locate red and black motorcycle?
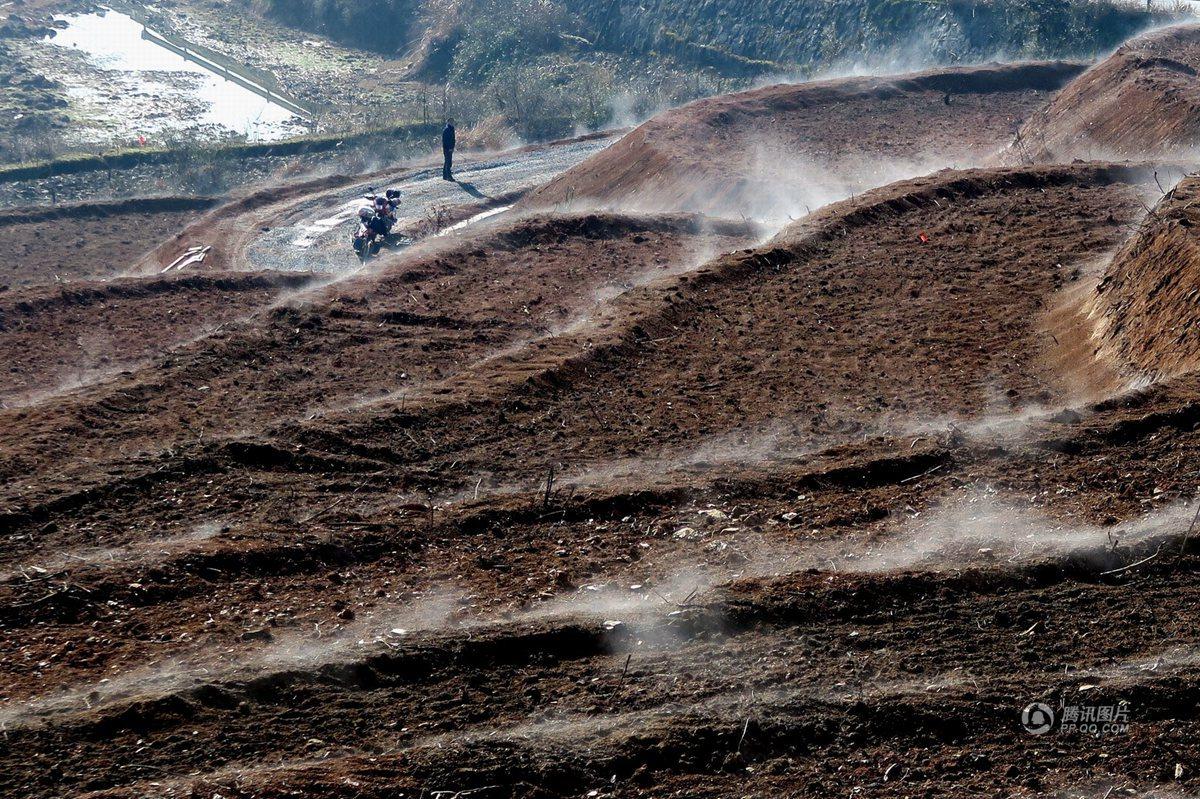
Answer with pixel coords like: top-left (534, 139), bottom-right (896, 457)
top-left (351, 208), bottom-right (384, 263)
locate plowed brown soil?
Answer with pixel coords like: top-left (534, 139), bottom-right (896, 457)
top-left (8, 57), bottom-right (1200, 799)
top-left (0, 198), bottom-right (215, 287)
top-left (1082, 174), bottom-right (1200, 381)
top-left (0, 271), bottom-right (319, 405)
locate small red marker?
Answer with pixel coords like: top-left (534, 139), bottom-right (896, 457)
top-left (918, 231), bottom-right (930, 243)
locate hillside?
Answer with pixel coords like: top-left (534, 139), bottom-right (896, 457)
top-left (521, 61), bottom-right (1084, 218)
top-left (0, 0), bottom-right (1180, 169)
top-left (259, 0), bottom-right (1170, 77)
top-left (249, 0), bottom-right (1178, 137)
top-left (12, 15), bottom-right (1200, 799)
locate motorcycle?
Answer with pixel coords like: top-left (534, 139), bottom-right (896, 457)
top-left (351, 189), bottom-right (402, 263)
top-left (352, 216), bottom-right (383, 263)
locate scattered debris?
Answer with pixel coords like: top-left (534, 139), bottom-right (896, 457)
top-left (160, 245), bottom-right (211, 273)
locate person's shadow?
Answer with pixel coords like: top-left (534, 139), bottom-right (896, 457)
top-left (455, 181), bottom-right (488, 199)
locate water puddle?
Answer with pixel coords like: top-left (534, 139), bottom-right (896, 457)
top-left (46, 8), bottom-right (306, 142)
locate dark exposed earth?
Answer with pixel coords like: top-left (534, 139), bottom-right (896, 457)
top-left (5, 31), bottom-right (1200, 799)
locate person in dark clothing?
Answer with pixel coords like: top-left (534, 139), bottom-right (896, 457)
top-left (367, 210), bottom-right (391, 238)
top-left (442, 119), bottom-right (456, 181)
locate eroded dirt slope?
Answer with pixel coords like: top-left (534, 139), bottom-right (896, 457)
top-left (1005, 23), bottom-right (1200, 163)
top-left (3, 158), bottom-right (1199, 799)
top-left (1057, 174), bottom-right (1200, 385)
top-left (0, 210), bottom-right (756, 491)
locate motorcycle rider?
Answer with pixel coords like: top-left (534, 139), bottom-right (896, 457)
top-left (353, 206), bottom-right (375, 254)
top-left (354, 205), bottom-right (388, 242)
top-left (372, 195), bottom-right (394, 233)
top-left (367, 205), bottom-right (391, 238)
top-left (355, 189), bottom-right (403, 256)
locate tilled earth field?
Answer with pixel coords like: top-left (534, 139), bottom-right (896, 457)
top-left (0, 198), bottom-right (216, 286)
top-left (6, 55), bottom-right (1200, 799)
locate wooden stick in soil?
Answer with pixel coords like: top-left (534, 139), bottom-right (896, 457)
top-left (1181, 500), bottom-right (1200, 555)
top-left (543, 465), bottom-right (555, 508)
top-left (736, 717), bottom-right (751, 753)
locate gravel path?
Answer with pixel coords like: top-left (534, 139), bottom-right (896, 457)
top-left (243, 136), bottom-right (616, 273)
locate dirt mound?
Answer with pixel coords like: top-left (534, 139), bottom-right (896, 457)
top-left (0, 209), bottom-right (755, 487)
top-left (0, 197), bottom-right (216, 226)
top-left (296, 161), bottom-right (1152, 492)
top-left (1005, 24), bottom-right (1200, 163)
top-left (521, 61), bottom-right (1084, 220)
top-left (1075, 174), bottom-right (1200, 381)
top-left (490, 210), bottom-right (751, 250)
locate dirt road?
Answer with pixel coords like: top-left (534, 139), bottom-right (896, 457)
top-left (0, 135), bottom-right (620, 407)
top-left (241, 135), bottom-right (617, 274)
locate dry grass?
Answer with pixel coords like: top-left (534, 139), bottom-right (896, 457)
top-left (459, 114), bottom-right (522, 151)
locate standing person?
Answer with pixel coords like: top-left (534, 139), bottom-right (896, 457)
top-left (442, 118), bottom-right (456, 181)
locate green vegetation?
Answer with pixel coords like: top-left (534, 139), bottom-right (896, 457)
top-left (252, 0), bottom-right (1180, 140)
top-left (553, 0), bottom-right (1171, 71)
top-left (1, 0), bottom-right (1183, 175)
top-left (251, 0), bottom-right (423, 54)
top-left (449, 0), bottom-right (576, 83)
top-left (258, 0), bottom-right (1179, 75)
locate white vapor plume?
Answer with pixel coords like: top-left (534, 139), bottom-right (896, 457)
top-left (0, 521), bottom-right (226, 583)
top-left (820, 494), bottom-right (1194, 574)
top-left (0, 590), bottom-right (459, 729)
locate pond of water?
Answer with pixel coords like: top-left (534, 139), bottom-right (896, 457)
top-left (47, 8), bottom-right (306, 142)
